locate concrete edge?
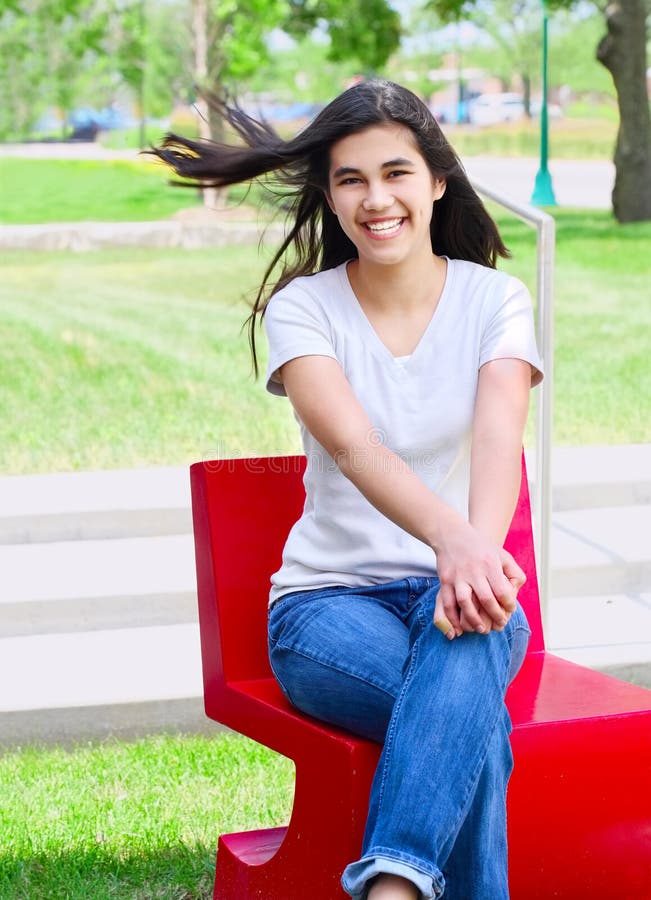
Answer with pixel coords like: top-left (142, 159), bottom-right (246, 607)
top-left (2, 591), bottom-right (198, 637)
top-left (0, 696), bottom-right (220, 751)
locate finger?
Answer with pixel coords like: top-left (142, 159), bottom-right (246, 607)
top-left (486, 567), bottom-right (517, 614)
top-left (473, 576), bottom-right (509, 628)
top-left (455, 582), bottom-right (486, 633)
top-left (500, 549), bottom-right (526, 591)
top-left (460, 603), bottom-right (492, 634)
top-left (434, 615), bottom-right (455, 638)
top-left (435, 584), bottom-right (461, 639)
top-left (490, 608), bottom-right (511, 632)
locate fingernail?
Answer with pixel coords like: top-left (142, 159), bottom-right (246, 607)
top-left (476, 625), bottom-right (485, 634)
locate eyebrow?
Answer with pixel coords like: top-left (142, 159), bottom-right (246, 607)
top-left (332, 157), bottom-right (415, 178)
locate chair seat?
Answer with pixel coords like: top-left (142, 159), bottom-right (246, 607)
top-left (219, 650), bottom-right (651, 737)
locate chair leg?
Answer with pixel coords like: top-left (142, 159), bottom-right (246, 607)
top-left (213, 736), bottom-right (380, 899)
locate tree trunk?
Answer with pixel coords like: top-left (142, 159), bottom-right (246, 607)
top-left (522, 73), bottom-right (532, 118)
top-left (596, 0), bottom-right (651, 222)
top-left (192, 0), bottom-right (220, 208)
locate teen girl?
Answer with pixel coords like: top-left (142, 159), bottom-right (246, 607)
top-left (154, 79), bottom-right (543, 900)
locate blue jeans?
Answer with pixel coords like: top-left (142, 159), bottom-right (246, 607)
top-left (268, 577), bottom-right (531, 899)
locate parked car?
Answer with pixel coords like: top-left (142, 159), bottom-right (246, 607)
top-left (468, 93), bottom-right (525, 126)
top-left (530, 99), bottom-right (564, 119)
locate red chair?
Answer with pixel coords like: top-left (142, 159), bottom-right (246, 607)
top-left (190, 455), bottom-right (651, 899)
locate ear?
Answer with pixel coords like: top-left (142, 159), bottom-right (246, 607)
top-left (324, 189), bottom-right (337, 215)
top-left (433, 178), bottom-right (447, 201)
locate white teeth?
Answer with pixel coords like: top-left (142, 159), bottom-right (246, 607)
top-left (365, 218), bottom-right (403, 233)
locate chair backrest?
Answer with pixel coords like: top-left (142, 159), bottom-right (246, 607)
top-left (191, 453), bottom-right (544, 691)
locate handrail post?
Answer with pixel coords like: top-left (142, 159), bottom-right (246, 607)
top-left (469, 179), bottom-right (555, 635)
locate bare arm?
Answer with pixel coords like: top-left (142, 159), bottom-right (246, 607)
top-left (437, 358), bottom-right (532, 635)
top-left (469, 358), bottom-right (532, 545)
top-left (280, 354), bottom-right (522, 636)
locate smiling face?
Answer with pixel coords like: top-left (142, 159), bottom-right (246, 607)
top-left (326, 122), bottom-right (446, 271)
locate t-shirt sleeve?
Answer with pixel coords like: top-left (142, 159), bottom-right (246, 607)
top-left (479, 276), bottom-right (544, 387)
top-left (264, 282), bottom-right (338, 396)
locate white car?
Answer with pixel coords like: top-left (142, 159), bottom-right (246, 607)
top-left (468, 93), bottom-right (525, 126)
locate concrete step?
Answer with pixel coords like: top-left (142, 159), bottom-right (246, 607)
top-left (0, 534), bottom-right (196, 636)
top-left (0, 447), bottom-right (648, 746)
top-left (547, 592), bottom-right (651, 669)
top-left (0, 466), bottom-right (191, 544)
top-left (531, 444), bottom-right (651, 511)
top-left (2, 507), bottom-right (650, 638)
top-left (550, 505), bottom-right (651, 598)
top-left (3, 506), bottom-right (649, 638)
top-left (1, 446), bottom-right (649, 546)
top-left (0, 623), bottom-right (207, 747)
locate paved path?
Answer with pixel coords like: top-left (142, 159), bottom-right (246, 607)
top-left (464, 156), bottom-right (614, 210)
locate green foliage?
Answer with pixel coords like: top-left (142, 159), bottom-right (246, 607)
top-left (243, 37), bottom-right (365, 103)
top-left (285, 0), bottom-right (400, 70)
top-left (0, 0), bottom-right (110, 139)
top-left (548, 9), bottom-right (614, 96)
top-left (0, 0), bottom-right (399, 144)
top-left (321, 0), bottom-right (401, 70)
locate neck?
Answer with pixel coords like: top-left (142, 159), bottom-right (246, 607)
top-left (350, 253), bottom-right (445, 313)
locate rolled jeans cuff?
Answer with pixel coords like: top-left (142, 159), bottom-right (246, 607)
top-left (341, 852), bottom-right (445, 899)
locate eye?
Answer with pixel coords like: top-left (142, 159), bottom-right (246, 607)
top-left (387, 169), bottom-right (409, 178)
top-left (338, 176), bottom-right (362, 185)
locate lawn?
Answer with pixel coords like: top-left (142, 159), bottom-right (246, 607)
top-left (0, 244), bottom-right (299, 474)
top-left (1, 210), bottom-right (649, 475)
top-left (0, 732), bottom-right (294, 899)
top-left (0, 157), bottom-right (204, 225)
top-left (444, 116), bottom-right (617, 161)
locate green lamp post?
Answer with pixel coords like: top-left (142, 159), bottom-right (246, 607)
top-left (531, 0), bottom-right (557, 206)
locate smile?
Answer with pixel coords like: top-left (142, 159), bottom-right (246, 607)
top-left (363, 218), bottom-right (404, 238)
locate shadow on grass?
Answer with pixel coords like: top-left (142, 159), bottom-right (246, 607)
top-left (0, 844), bottom-right (216, 900)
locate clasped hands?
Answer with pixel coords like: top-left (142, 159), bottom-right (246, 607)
top-left (432, 521), bottom-right (526, 640)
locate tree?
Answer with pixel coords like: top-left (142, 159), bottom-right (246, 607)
top-left (0, 0), bottom-right (108, 139)
top-left (453, 0), bottom-right (543, 115)
top-left (190, 0), bottom-right (401, 144)
top-left (427, 0), bottom-right (651, 222)
top-left (592, 0), bottom-right (651, 221)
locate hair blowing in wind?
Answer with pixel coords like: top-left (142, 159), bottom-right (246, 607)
top-left (150, 79), bottom-right (509, 373)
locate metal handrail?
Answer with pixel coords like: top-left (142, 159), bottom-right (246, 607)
top-left (470, 179), bottom-right (555, 633)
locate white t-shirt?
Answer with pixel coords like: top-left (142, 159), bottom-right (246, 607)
top-left (264, 257), bottom-right (543, 605)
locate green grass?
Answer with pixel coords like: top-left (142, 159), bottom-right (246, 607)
top-left (495, 209), bottom-right (651, 446)
top-left (443, 117), bottom-right (617, 160)
top-left (0, 210), bottom-right (649, 475)
top-left (0, 732), bottom-right (295, 899)
top-left (0, 157), bottom-right (204, 225)
top-left (0, 244), bottom-right (300, 473)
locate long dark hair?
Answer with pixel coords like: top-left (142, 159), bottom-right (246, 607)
top-left (150, 79), bottom-right (509, 373)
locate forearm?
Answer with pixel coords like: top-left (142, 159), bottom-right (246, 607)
top-left (282, 355), bottom-right (463, 552)
top-left (469, 359), bottom-right (532, 546)
top-left (469, 435), bottom-right (522, 546)
top-left (335, 439), bottom-right (462, 552)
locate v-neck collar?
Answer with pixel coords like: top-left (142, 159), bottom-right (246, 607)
top-left (338, 257), bottom-right (453, 367)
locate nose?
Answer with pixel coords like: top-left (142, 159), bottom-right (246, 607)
top-left (362, 179), bottom-right (393, 211)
